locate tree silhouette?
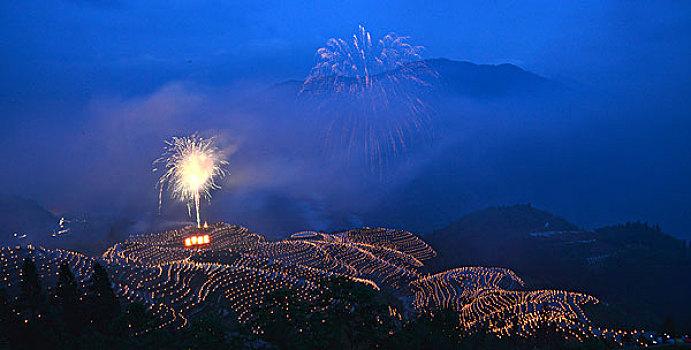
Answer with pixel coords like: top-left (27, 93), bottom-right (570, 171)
top-left (0, 288), bottom-right (25, 347)
top-left (250, 288), bottom-right (313, 349)
top-left (250, 277), bottom-right (398, 349)
top-left (18, 258), bottom-right (47, 322)
top-left (14, 258), bottom-right (56, 349)
top-left (54, 261), bottom-right (86, 335)
top-left (310, 277), bottom-right (396, 349)
top-left (86, 261), bottom-right (120, 333)
top-left (113, 302), bottom-right (155, 336)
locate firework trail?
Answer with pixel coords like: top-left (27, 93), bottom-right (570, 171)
top-left (154, 134), bottom-right (228, 228)
top-left (300, 25), bottom-right (438, 170)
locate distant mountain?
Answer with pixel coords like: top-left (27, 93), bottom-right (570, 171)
top-left (426, 204), bottom-right (581, 272)
top-left (0, 194), bottom-right (137, 255)
top-left (427, 58), bottom-right (562, 97)
top-left (0, 194), bottom-right (56, 245)
top-left (271, 58), bottom-right (562, 98)
top-left (426, 204), bottom-right (691, 333)
top-left (430, 203), bottom-right (576, 240)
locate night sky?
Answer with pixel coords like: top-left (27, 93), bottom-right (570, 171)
top-left (1, 1), bottom-right (690, 240)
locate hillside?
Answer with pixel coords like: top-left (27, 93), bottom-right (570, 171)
top-left (426, 204), bottom-right (691, 333)
top-left (0, 222), bottom-right (658, 347)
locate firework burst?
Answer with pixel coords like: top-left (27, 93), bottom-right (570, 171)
top-left (300, 25), bottom-right (438, 170)
top-left (154, 134), bottom-right (228, 228)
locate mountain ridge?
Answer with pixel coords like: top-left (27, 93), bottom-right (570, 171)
top-left (270, 58), bottom-right (562, 98)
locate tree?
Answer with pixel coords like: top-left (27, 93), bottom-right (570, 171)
top-left (184, 313), bottom-right (233, 350)
top-left (683, 240), bottom-right (688, 259)
top-left (250, 277), bottom-right (398, 349)
top-left (113, 302), bottom-right (155, 336)
top-left (18, 258), bottom-right (48, 322)
top-left (309, 277), bottom-right (397, 349)
top-left (55, 261), bottom-right (86, 334)
top-left (0, 288), bottom-right (25, 347)
top-left (86, 261), bottom-right (120, 333)
top-left (14, 259), bottom-right (57, 349)
top-left (388, 309), bottom-right (463, 350)
top-left (250, 288), bottom-right (313, 349)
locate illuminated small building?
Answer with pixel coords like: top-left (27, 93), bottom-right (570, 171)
top-left (184, 234), bottom-right (210, 247)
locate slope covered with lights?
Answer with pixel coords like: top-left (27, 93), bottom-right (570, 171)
top-left (0, 222), bottom-right (654, 345)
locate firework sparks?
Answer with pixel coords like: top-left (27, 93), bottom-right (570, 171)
top-left (154, 134), bottom-right (228, 228)
top-left (300, 25), bottom-right (437, 169)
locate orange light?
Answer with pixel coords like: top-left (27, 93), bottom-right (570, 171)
top-left (184, 234), bottom-right (211, 247)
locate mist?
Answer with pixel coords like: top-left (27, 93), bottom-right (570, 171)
top-left (1, 0), bottom-right (690, 250)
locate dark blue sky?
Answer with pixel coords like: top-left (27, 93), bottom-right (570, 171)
top-left (1, 1), bottom-right (690, 239)
top-left (2, 1), bottom-right (689, 98)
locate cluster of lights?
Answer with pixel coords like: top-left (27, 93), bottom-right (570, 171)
top-left (184, 235), bottom-right (210, 247)
top-left (98, 224), bottom-right (425, 329)
top-left (407, 266), bottom-right (653, 344)
top-left (0, 222), bottom-right (660, 347)
top-left (0, 245), bottom-right (97, 325)
top-left (341, 227), bottom-right (437, 261)
top-left (1, 246), bottom-right (93, 292)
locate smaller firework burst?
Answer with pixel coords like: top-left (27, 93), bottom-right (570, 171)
top-left (154, 134), bottom-right (228, 228)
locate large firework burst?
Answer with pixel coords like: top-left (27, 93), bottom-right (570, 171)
top-left (154, 134), bottom-right (228, 228)
top-left (300, 25), bottom-right (437, 169)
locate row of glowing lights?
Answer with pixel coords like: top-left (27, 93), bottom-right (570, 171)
top-left (184, 235), bottom-right (210, 247)
top-left (110, 248), bottom-right (372, 328)
top-left (409, 269), bottom-right (659, 345)
top-left (104, 227), bottom-right (321, 326)
top-left (111, 250), bottom-right (672, 347)
top-left (6, 246), bottom-right (502, 328)
top-left (342, 228), bottom-right (437, 261)
top-left (0, 246), bottom-right (665, 347)
top-left (0, 235), bottom-right (660, 348)
top-left (112, 227), bottom-right (428, 312)
top-left (2, 233), bottom-right (550, 325)
top-left (103, 226), bottom-right (417, 327)
top-left (2, 226), bottom-right (642, 345)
